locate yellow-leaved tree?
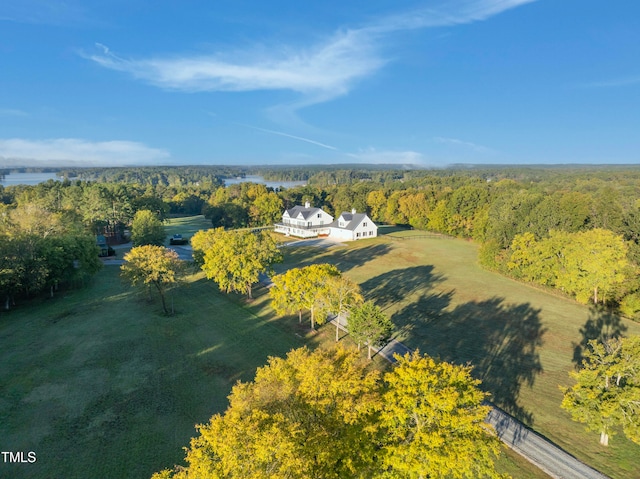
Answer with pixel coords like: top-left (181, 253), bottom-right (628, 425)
top-left (121, 245), bottom-right (182, 315)
top-left (152, 348), bottom-right (508, 479)
top-left (197, 229), bottom-right (282, 299)
top-left (269, 264), bottom-right (340, 329)
top-left (380, 351), bottom-right (507, 479)
top-left (153, 346), bottom-right (382, 479)
top-left (561, 335), bottom-right (640, 446)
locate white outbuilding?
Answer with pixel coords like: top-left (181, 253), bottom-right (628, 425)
top-left (329, 209), bottom-right (378, 241)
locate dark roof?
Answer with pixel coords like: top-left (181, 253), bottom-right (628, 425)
top-left (285, 205), bottom-right (329, 220)
top-left (330, 212), bottom-right (373, 231)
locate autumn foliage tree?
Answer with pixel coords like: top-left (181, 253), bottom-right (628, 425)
top-left (508, 229), bottom-right (630, 305)
top-left (322, 274), bottom-right (364, 342)
top-left (153, 348), bottom-right (507, 479)
top-left (269, 264), bottom-right (340, 329)
top-left (561, 336), bottom-right (640, 446)
top-left (380, 351), bottom-right (507, 479)
top-left (199, 229), bottom-right (282, 299)
top-left (121, 245), bottom-right (182, 314)
top-left (153, 346), bottom-right (382, 479)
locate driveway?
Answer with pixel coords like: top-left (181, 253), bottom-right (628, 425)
top-left (280, 237), bottom-right (346, 248)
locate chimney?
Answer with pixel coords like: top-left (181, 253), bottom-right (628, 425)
top-left (305, 201), bottom-right (311, 208)
top-left (351, 208), bottom-right (356, 214)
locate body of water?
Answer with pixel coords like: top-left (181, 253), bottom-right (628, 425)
top-left (0, 172), bottom-right (307, 189)
top-left (0, 172), bottom-right (61, 186)
top-left (224, 175), bottom-right (306, 189)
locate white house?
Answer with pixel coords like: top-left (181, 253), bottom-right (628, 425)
top-left (274, 202), bottom-right (334, 238)
top-left (329, 209), bottom-right (378, 241)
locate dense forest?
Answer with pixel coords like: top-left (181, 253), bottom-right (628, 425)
top-left (2, 165), bottom-right (640, 319)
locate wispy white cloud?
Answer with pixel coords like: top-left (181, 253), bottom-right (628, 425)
top-left (433, 136), bottom-right (494, 153)
top-left (0, 108), bottom-right (28, 117)
top-left (87, 28), bottom-right (382, 101)
top-left (0, 138), bottom-right (170, 167)
top-left (366, 0), bottom-right (536, 33)
top-left (86, 0), bottom-right (536, 107)
top-left (347, 147), bottom-right (426, 165)
top-left (237, 124), bottom-right (338, 150)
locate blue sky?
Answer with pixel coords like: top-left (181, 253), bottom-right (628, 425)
top-left (1, 0), bottom-right (639, 167)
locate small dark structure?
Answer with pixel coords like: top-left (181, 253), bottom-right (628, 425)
top-left (169, 234), bottom-right (189, 246)
top-left (96, 235), bottom-right (116, 257)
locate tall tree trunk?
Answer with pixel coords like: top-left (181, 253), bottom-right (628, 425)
top-left (367, 344), bottom-right (372, 360)
top-left (594, 286), bottom-right (598, 305)
top-left (310, 306), bottom-right (315, 330)
top-left (335, 315), bottom-right (341, 342)
top-left (159, 291), bottom-right (168, 315)
top-left (247, 283), bottom-right (253, 299)
top-left (298, 309), bottom-right (302, 323)
top-left (600, 431), bottom-right (609, 446)
top-left (155, 282), bottom-right (169, 315)
top-left (4, 295), bottom-right (9, 311)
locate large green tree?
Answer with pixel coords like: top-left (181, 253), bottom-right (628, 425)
top-left (561, 336), bottom-right (640, 446)
top-left (347, 301), bottom-right (393, 360)
top-left (508, 229), bottom-right (630, 305)
top-left (555, 229), bottom-right (629, 305)
top-left (249, 190), bottom-right (283, 226)
top-left (200, 230), bottom-right (282, 299)
top-left (131, 209), bottom-right (166, 246)
top-left (0, 204), bottom-right (101, 307)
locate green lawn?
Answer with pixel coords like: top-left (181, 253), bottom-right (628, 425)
top-left (163, 214), bottom-right (212, 245)
top-left (276, 231), bottom-right (640, 479)
top-left (0, 266), bottom-right (304, 479)
top-left (2, 216), bottom-right (635, 479)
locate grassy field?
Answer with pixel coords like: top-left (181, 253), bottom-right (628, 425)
top-left (1, 216), bottom-right (634, 478)
top-left (163, 214), bottom-right (212, 243)
top-left (0, 264), bottom-right (307, 479)
top-left (276, 230), bottom-right (640, 479)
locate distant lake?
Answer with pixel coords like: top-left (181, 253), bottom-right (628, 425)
top-left (224, 175), bottom-right (306, 189)
top-left (0, 172), bottom-right (307, 189)
top-left (0, 172), bottom-right (61, 186)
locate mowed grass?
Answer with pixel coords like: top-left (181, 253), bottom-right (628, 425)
top-left (0, 265), bottom-right (304, 479)
top-left (277, 230), bottom-right (640, 479)
top-left (163, 214), bottom-right (212, 242)
top-left (0, 214), bottom-right (634, 479)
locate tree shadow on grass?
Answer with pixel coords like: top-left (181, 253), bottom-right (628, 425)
top-left (329, 243), bottom-right (392, 273)
top-left (572, 305), bottom-right (628, 368)
top-left (359, 265), bottom-right (446, 309)
top-left (278, 243), bottom-right (392, 275)
top-left (395, 294), bottom-right (545, 424)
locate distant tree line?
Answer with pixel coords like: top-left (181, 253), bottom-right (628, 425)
top-left (3, 165), bottom-right (640, 317)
